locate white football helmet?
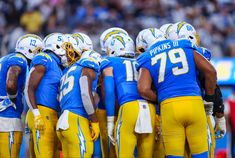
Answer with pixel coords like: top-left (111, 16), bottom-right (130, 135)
top-left (80, 50), bottom-right (101, 65)
top-left (168, 22), bottom-right (200, 46)
top-left (159, 23), bottom-right (173, 39)
top-left (100, 27), bottom-right (128, 53)
top-left (43, 33), bottom-right (69, 66)
top-left (64, 34), bottom-right (82, 67)
top-left (106, 34), bottom-right (135, 57)
top-left (72, 32), bottom-right (93, 51)
top-left (15, 34), bottom-right (43, 60)
top-left (136, 28), bottom-right (166, 54)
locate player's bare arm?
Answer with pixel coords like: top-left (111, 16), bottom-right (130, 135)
top-left (80, 67), bottom-right (98, 123)
top-left (138, 67), bottom-right (157, 103)
top-left (26, 65), bottom-right (46, 109)
top-left (194, 51), bottom-right (217, 95)
top-left (6, 66), bottom-right (22, 103)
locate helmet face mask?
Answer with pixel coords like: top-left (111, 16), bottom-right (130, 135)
top-left (15, 34), bottom-right (43, 60)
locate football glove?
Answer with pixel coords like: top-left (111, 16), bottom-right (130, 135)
top-left (203, 100), bottom-right (213, 116)
top-left (34, 115), bottom-right (45, 131)
top-left (215, 116), bottom-right (226, 139)
top-left (107, 116), bottom-right (115, 145)
top-left (91, 122), bottom-right (100, 141)
top-left (32, 109), bottom-right (45, 131)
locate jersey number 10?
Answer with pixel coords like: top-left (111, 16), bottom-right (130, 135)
top-left (151, 48), bottom-right (189, 83)
top-left (123, 60), bottom-right (138, 81)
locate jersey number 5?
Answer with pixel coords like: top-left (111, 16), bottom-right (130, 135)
top-left (151, 48), bottom-right (189, 83)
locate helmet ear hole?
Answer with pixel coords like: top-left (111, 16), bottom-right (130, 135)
top-left (29, 49), bottom-right (33, 53)
top-left (56, 45), bottom-right (60, 49)
top-left (111, 51), bottom-right (115, 55)
top-left (189, 36), bottom-right (194, 39)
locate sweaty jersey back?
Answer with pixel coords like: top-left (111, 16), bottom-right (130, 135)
top-left (137, 39), bottom-right (201, 102)
top-left (101, 56), bottom-right (142, 106)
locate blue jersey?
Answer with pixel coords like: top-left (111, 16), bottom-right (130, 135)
top-left (30, 52), bottom-right (63, 111)
top-left (60, 58), bottom-right (99, 118)
top-left (0, 53), bottom-right (28, 118)
top-left (137, 39), bottom-right (201, 103)
top-left (195, 46), bottom-right (211, 61)
top-left (101, 57), bottom-right (143, 106)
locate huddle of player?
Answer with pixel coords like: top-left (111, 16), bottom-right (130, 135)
top-left (0, 21), bottom-right (226, 158)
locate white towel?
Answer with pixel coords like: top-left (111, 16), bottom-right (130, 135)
top-left (134, 100), bottom-right (152, 134)
top-left (56, 110), bottom-right (69, 130)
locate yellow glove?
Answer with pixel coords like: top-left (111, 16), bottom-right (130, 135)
top-left (32, 109), bottom-right (45, 131)
top-left (34, 115), bottom-right (45, 131)
top-left (90, 122), bottom-right (100, 141)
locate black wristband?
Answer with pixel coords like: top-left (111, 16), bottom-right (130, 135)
top-left (204, 94), bottom-right (215, 102)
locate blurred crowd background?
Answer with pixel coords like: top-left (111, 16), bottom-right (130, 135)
top-left (0, 0), bottom-right (235, 57)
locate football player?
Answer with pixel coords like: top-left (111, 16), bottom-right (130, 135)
top-left (137, 29), bottom-right (217, 157)
top-left (72, 32), bottom-right (93, 52)
top-left (25, 33), bottom-right (69, 158)
top-left (101, 34), bottom-right (156, 157)
top-left (136, 28), bottom-right (166, 158)
top-left (98, 27), bottom-right (129, 158)
top-left (0, 34), bottom-right (42, 158)
top-left (159, 23), bottom-right (173, 39)
top-left (57, 50), bottom-right (101, 157)
top-left (169, 22), bottom-right (226, 158)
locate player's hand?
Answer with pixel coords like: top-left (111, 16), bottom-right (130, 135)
top-left (155, 115), bottom-right (161, 141)
top-left (215, 116), bottom-right (226, 139)
top-left (107, 116), bottom-right (115, 145)
top-left (91, 122), bottom-right (100, 141)
top-left (203, 100), bottom-right (213, 115)
top-left (34, 115), bottom-right (45, 131)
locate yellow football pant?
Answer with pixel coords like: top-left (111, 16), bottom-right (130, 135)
top-left (26, 105), bottom-right (59, 158)
top-left (184, 115), bottom-right (216, 158)
top-left (115, 100), bottom-right (155, 158)
top-left (56, 111), bottom-right (93, 158)
top-left (0, 131), bottom-right (22, 158)
top-left (161, 96), bottom-right (208, 156)
top-left (96, 108), bottom-right (116, 158)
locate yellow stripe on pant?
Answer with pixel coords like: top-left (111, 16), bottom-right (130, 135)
top-left (115, 100), bottom-right (155, 158)
top-left (56, 111), bottom-right (93, 158)
top-left (0, 131), bottom-right (22, 158)
top-left (160, 96), bottom-right (208, 156)
top-left (26, 105), bottom-right (59, 158)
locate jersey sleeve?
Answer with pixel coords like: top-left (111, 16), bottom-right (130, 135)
top-left (31, 53), bottom-right (51, 69)
top-left (8, 54), bottom-right (27, 71)
top-left (136, 52), bottom-right (151, 71)
top-left (100, 57), bottom-right (112, 71)
top-left (194, 47), bottom-right (212, 61)
top-left (78, 58), bottom-right (100, 73)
